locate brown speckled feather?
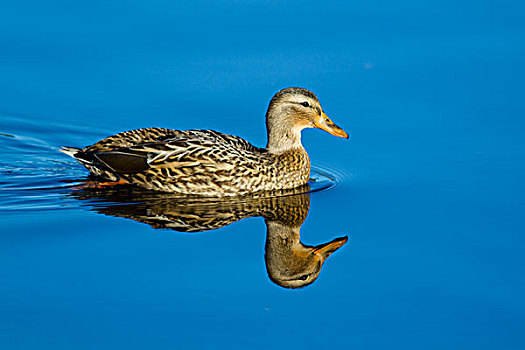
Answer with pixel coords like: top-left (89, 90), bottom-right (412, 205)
top-left (63, 128), bottom-right (310, 196)
top-left (69, 185), bottom-right (311, 232)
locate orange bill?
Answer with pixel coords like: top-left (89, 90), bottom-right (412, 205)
top-left (313, 112), bottom-right (349, 139)
top-left (312, 236), bottom-right (349, 258)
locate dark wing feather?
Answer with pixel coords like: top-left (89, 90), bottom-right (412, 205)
top-left (94, 151), bottom-right (149, 173)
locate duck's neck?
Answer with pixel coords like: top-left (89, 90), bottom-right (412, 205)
top-left (266, 127), bottom-right (303, 153)
top-left (265, 110), bottom-right (305, 153)
top-left (265, 221), bottom-right (303, 266)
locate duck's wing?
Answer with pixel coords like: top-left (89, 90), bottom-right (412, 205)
top-left (84, 127), bottom-right (182, 153)
top-left (77, 130), bottom-right (266, 190)
top-left (160, 129), bottom-right (262, 153)
top-left (121, 130), bottom-right (264, 172)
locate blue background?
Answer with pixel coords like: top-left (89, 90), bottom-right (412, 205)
top-left (1, 1), bottom-right (524, 349)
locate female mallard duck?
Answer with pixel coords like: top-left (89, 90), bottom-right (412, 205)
top-left (61, 87), bottom-right (348, 196)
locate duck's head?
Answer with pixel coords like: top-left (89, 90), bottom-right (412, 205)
top-left (265, 87), bottom-right (348, 152)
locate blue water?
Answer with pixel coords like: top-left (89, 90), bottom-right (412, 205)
top-left (1, 1), bottom-right (524, 349)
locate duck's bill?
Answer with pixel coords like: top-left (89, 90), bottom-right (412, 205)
top-left (314, 112), bottom-right (349, 139)
top-left (312, 236), bottom-right (349, 258)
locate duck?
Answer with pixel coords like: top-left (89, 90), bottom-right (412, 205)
top-left (60, 87), bottom-right (348, 196)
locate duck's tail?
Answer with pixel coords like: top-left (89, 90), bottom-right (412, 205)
top-left (60, 146), bottom-right (118, 181)
top-left (59, 146), bottom-right (83, 158)
top-left (60, 146), bottom-right (93, 166)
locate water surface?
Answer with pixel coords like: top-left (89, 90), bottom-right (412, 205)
top-left (1, 1), bottom-right (524, 349)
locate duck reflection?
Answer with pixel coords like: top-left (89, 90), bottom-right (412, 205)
top-left (69, 184), bottom-right (348, 289)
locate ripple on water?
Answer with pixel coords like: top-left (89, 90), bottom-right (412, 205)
top-left (309, 167), bottom-right (337, 193)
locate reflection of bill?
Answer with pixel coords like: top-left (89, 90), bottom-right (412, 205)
top-left (69, 184), bottom-right (348, 289)
top-left (266, 219), bottom-right (347, 289)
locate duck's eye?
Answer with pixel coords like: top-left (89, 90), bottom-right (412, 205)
top-left (298, 274), bottom-right (309, 281)
top-left (300, 102), bottom-right (310, 107)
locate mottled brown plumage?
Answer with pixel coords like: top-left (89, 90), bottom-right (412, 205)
top-left (68, 186), bottom-right (348, 289)
top-left (61, 87), bottom-right (348, 196)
